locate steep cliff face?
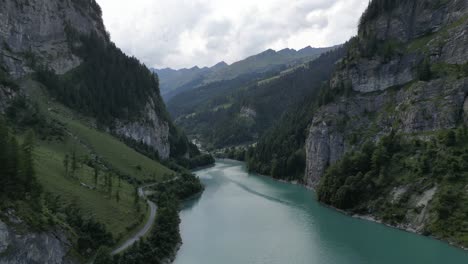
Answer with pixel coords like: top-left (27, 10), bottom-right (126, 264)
top-left (304, 0), bottom-right (468, 248)
top-left (360, 0), bottom-right (466, 43)
top-left (0, 0), bottom-right (106, 77)
top-left (306, 0), bottom-right (468, 186)
top-left (330, 0), bottom-right (467, 93)
top-left (115, 97), bottom-right (171, 159)
top-left (306, 77), bottom-right (468, 185)
top-left (0, 0), bottom-right (172, 159)
top-left (0, 217), bottom-right (75, 264)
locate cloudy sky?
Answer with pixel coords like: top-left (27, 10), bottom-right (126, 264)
top-left (96, 0), bottom-right (369, 69)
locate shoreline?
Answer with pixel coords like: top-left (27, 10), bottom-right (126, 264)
top-left (318, 201), bottom-right (468, 252)
top-left (221, 159), bottom-right (468, 252)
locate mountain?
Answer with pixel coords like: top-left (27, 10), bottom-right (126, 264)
top-left (153, 46), bottom-right (337, 100)
top-left (248, 0), bottom-right (468, 248)
top-left (153, 65), bottom-right (214, 100)
top-left (168, 47), bottom-right (347, 150)
top-left (0, 0), bottom-right (209, 263)
top-left (1, 0), bottom-right (177, 159)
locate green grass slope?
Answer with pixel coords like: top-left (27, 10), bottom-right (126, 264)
top-left (19, 78), bottom-right (175, 242)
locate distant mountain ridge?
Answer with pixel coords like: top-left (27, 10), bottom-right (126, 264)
top-left (153, 45), bottom-right (338, 100)
top-left (166, 46), bottom-right (347, 150)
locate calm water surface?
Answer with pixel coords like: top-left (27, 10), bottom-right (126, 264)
top-left (173, 160), bottom-right (468, 264)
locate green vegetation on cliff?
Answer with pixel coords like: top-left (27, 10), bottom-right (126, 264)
top-left (1, 75), bottom-right (175, 260)
top-left (359, 0), bottom-right (449, 30)
top-left (317, 128), bottom-right (468, 246)
top-left (36, 27), bottom-right (203, 162)
top-left (245, 45), bottom-right (348, 180)
top-left (0, 120), bottom-right (42, 218)
top-left (1, 0), bottom-right (210, 262)
top-left (36, 27), bottom-right (166, 125)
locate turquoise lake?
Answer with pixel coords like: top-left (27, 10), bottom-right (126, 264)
top-left (173, 160), bottom-right (468, 264)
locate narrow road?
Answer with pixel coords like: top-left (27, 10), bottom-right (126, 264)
top-left (111, 184), bottom-right (157, 255)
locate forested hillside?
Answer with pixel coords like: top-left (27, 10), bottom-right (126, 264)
top-left (38, 28), bottom-right (166, 125)
top-left (0, 122), bottom-right (40, 207)
top-left (302, 0), bottom-right (468, 247)
top-left (168, 46), bottom-right (345, 149)
top-left (155, 46), bottom-right (336, 100)
top-left (0, 0), bottom-right (210, 263)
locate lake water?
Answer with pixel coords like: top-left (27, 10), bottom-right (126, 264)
top-left (173, 160), bottom-right (468, 264)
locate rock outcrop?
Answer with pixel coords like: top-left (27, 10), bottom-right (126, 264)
top-left (330, 0), bottom-right (467, 93)
top-left (0, 219), bottom-right (75, 264)
top-left (306, 77), bottom-right (467, 186)
top-left (361, 0), bottom-right (467, 43)
top-left (0, 0), bottom-right (106, 77)
top-left (305, 0), bottom-right (468, 186)
top-left (0, 85), bottom-right (17, 113)
top-left (0, 0), bottom-right (172, 158)
top-left (115, 98), bottom-right (171, 159)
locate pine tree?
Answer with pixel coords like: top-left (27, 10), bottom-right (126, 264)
top-left (63, 154), bottom-right (69, 177)
top-left (115, 191), bottom-right (120, 203)
top-left (134, 187), bottom-right (139, 205)
top-left (94, 164), bottom-right (99, 186)
top-left (0, 118), bottom-right (8, 195)
top-left (94, 246), bottom-right (113, 264)
top-left (6, 137), bottom-right (19, 197)
top-left (71, 149), bottom-right (77, 178)
top-left (417, 58), bottom-right (432, 81)
top-left (108, 173), bottom-right (113, 196)
top-left (21, 130), bottom-right (37, 195)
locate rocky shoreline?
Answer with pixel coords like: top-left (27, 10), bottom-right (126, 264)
top-left (239, 159), bottom-right (468, 252)
top-left (347, 211), bottom-right (468, 252)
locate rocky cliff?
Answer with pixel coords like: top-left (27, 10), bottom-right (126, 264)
top-left (0, 0), bottom-right (106, 77)
top-left (0, 0), bottom-right (172, 159)
top-left (0, 213), bottom-right (75, 264)
top-left (304, 0), bottom-right (468, 247)
top-left (306, 0), bottom-right (468, 186)
top-left (114, 97), bottom-right (171, 159)
top-left (0, 85), bottom-right (16, 113)
top-left (330, 0), bottom-right (467, 93)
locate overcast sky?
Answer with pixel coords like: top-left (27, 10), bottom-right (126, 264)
top-left (96, 0), bottom-right (369, 69)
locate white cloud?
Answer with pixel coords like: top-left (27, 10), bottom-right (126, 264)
top-left (96, 0), bottom-right (369, 69)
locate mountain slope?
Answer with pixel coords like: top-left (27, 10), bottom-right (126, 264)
top-left (1, 0), bottom-right (199, 160)
top-left (302, 0), bottom-right (468, 247)
top-left (154, 62), bottom-right (227, 100)
top-left (0, 0), bottom-right (207, 262)
top-left (244, 0), bottom-right (468, 249)
top-left (154, 46), bottom-right (336, 100)
top-left (168, 47), bottom-right (346, 149)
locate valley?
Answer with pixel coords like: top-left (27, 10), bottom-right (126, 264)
top-left (0, 0), bottom-right (467, 263)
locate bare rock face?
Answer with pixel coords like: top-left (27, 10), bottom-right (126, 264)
top-left (439, 19), bottom-right (468, 64)
top-left (362, 0), bottom-right (467, 43)
top-left (0, 85), bottom-right (17, 113)
top-left (305, 0), bottom-right (468, 186)
top-left (332, 55), bottom-right (418, 93)
top-left (0, 0), bottom-right (106, 77)
top-left (0, 220), bottom-right (75, 264)
top-left (0, 0), bottom-right (173, 158)
top-left (331, 0), bottom-right (467, 93)
top-left (115, 98), bottom-right (171, 159)
top-left (305, 77), bottom-right (468, 186)
top-left (240, 106), bottom-right (257, 119)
